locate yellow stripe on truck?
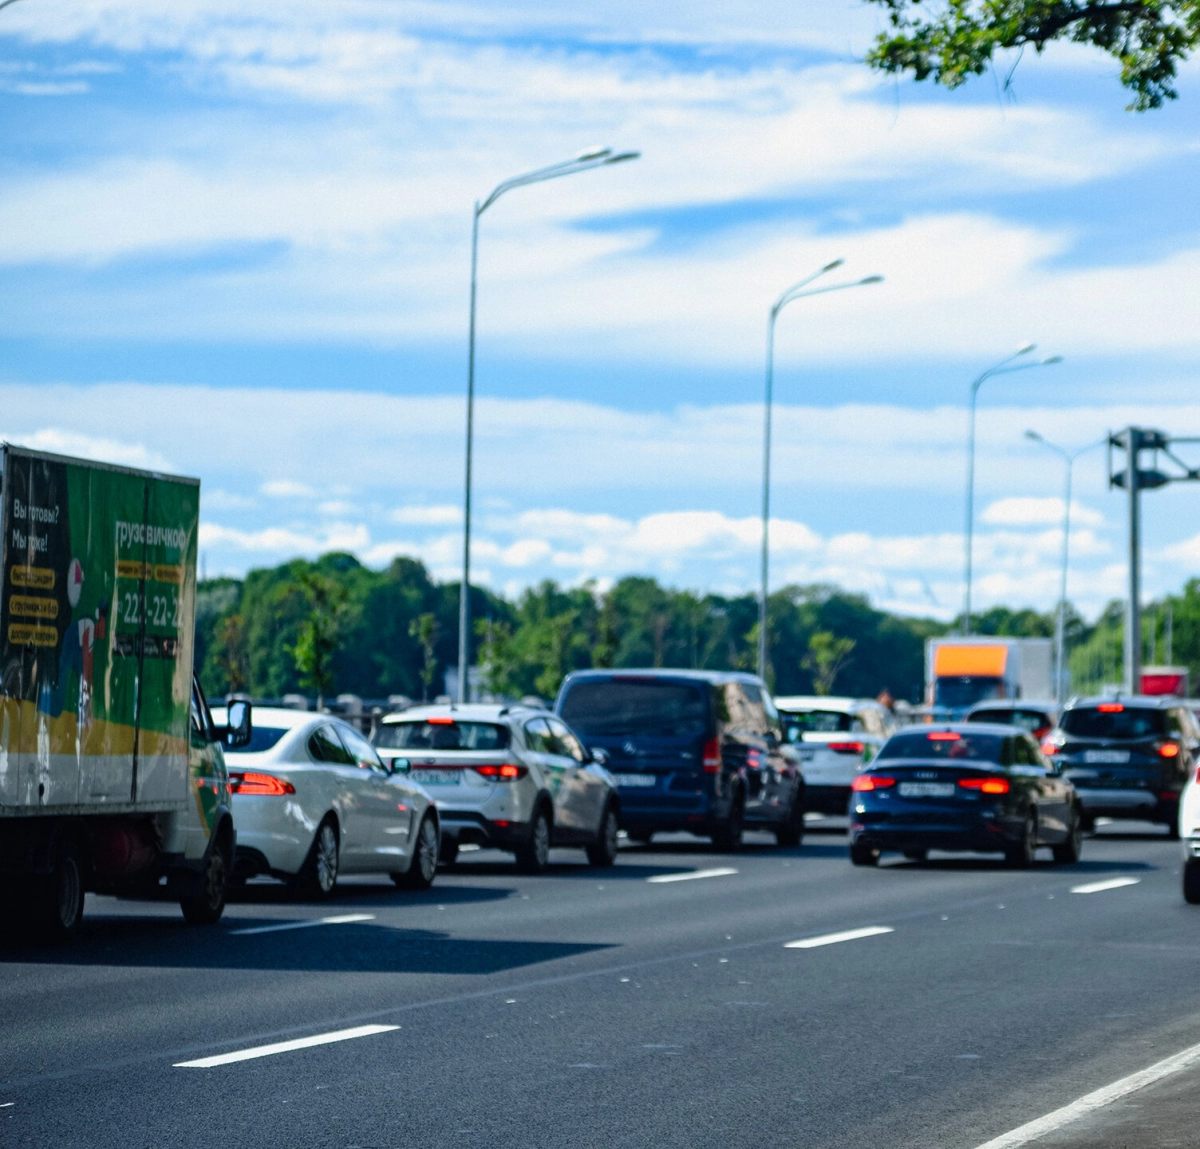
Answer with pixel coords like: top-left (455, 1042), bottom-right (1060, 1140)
top-left (934, 644), bottom-right (1008, 677)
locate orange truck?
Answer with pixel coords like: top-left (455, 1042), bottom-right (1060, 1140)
top-left (925, 637), bottom-right (1054, 719)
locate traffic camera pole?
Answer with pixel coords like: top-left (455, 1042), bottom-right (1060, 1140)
top-left (1124, 427), bottom-right (1142, 696)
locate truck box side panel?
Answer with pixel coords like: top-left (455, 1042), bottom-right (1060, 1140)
top-left (0, 449), bottom-right (197, 812)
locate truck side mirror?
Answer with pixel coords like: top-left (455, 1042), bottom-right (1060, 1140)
top-left (223, 699), bottom-right (252, 749)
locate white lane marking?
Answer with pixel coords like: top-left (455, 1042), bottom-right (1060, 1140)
top-left (174, 1024), bottom-right (399, 1068)
top-left (1070, 877), bottom-right (1141, 895)
top-left (0, 1102), bottom-right (13, 1108)
top-left (229, 913), bottom-right (375, 936)
top-left (972, 1038), bottom-right (1200, 1149)
top-left (647, 867), bottom-right (738, 884)
top-left (785, 926), bottom-right (894, 949)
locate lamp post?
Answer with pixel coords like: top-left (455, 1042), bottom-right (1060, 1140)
top-left (458, 147), bottom-right (639, 703)
top-left (1023, 431), bottom-right (1105, 704)
top-left (757, 263), bottom-right (884, 682)
top-left (962, 346), bottom-right (1063, 636)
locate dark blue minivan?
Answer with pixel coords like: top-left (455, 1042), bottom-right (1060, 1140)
top-left (555, 669), bottom-right (805, 851)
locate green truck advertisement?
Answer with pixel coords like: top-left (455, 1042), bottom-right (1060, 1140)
top-left (0, 445), bottom-right (241, 939)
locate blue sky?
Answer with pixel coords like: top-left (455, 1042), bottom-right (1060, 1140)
top-left (2, 0), bottom-right (1200, 621)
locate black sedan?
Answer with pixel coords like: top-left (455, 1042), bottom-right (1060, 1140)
top-left (848, 723), bottom-right (1083, 867)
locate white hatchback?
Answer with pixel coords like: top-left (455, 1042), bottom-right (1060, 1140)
top-left (215, 706), bottom-right (440, 898)
top-left (774, 696), bottom-right (896, 816)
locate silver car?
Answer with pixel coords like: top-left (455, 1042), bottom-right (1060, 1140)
top-left (373, 704), bottom-right (620, 873)
top-left (217, 706), bottom-right (441, 897)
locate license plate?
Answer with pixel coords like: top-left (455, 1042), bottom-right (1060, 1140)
top-left (798, 749), bottom-right (815, 761)
top-left (898, 782), bottom-right (955, 798)
top-left (1085, 750), bottom-right (1130, 764)
top-left (615, 773), bottom-right (656, 788)
top-left (408, 769), bottom-right (461, 785)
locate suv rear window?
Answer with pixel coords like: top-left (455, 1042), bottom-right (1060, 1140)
top-left (1061, 707), bottom-right (1164, 740)
top-left (376, 721), bottom-right (510, 751)
top-left (880, 731), bottom-right (1004, 762)
top-left (781, 710), bottom-right (852, 737)
top-left (560, 679), bottom-right (709, 738)
top-left (969, 708), bottom-right (1052, 733)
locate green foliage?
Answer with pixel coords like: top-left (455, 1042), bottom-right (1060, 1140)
top-left (287, 570), bottom-right (350, 704)
top-left (408, 612), bottom-right (439, 702)
top-left (865, 1), bottom-right (1200, 110)
top-left (803, 631), bottom-right (858, 695)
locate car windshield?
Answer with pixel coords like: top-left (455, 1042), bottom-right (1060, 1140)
top-left (934, 676), bottom-right (1004, 710)
top-left (781, 710), bottom-right (852, 737)
top-left (560, 679), bottom-right (709, 738)
top-left (970, 708), bottom-right (1051, 733)
top-left (879, 731), bottom-right (1004, 763)
top-left (238, 726), bottom-right (290, 754)
top-left (1061, 707), bottom-right (1164, 740)
top-left (374, 720), bottom-right (510, 751)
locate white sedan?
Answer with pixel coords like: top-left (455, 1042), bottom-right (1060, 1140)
top-left (214, 706), bottom-right (440, 897)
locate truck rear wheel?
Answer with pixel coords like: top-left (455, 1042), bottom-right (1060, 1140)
top-left (180, 845), bottom-right (228, 925)
top-left (36, 836), bottom-right (86, 941)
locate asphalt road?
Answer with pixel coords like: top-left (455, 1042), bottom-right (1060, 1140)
top-left (2, 819), bottom-right (1198, 1149)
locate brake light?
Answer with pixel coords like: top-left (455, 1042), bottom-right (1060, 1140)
top-left (427, 716), bottom-right (455, 725)
top-left (1160, 789), bottom-right (1180, 801)
top-left (927, 732), bottom-right (961, 741)
top-left (958, 776), bottom-right (1010, 795)
top-left (1033, 725), bottom-right (1050, 740)
top-left (1097, 703), bottom-right (1125, 713)
top-left (1041, 739), bottom-right (1059, 755)
top-left (230, 772), bottom-right (295, 796)
top-left (1159, 742), bottom-right (1181, 758)
top-left (851, 774), bottom-right (895, 791)
top-left (473, 763), bottom-right (528, 781)
top-left (828, 741), bottom-right (865, 754)
top-left (702, 736), bottom-right (722, 774)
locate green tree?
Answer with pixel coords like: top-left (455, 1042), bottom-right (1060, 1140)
top-left (865, 1), bottom-right (1200, 110)
top-left (214, 614), bottom-right (249, 694)
top-left (803, 631), bottom-right (858, 695)
top-left (409, 612), bottom-right (439, 702)
top-left (287, 570), bottom-right (350, 708)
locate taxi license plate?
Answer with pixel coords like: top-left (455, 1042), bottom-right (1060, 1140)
top-left (408, 769), bottom-right (461, 785)
top-left (898, 782), bottom-right (955, 798)
top-left (615, 773), bottom-right (656, 787)
top-left (1085, 749), bottom-right (1130, 764)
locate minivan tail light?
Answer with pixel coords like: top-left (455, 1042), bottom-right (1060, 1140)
top-left (851, 774), bottom-right (894, 791)
top-left (472, 763), bottom-right (528, 781)
top-left (702, 737), bottom-right (722, 774)
top-left (828, 741), bottom-right (865, 755)
top-left (958, 776), bottom-right (1010, 795)
top-left (230, 772), bottom-right (295, 796)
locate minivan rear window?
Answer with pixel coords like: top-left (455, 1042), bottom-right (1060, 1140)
top-left (560, 679), bottom-right (708, 738)
top-left (375, 721), bottom-right (510, 751)
top-left (1061, 707), bottom-right (1164, 740)
top-left (880, 731), bottom-right (1004, 763)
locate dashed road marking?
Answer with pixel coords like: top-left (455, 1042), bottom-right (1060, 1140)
top-left (229, 913), bottom-right (376, 936)
top-left (1070, 877), bottom-right (1141, 895)
top-left (647, 867), bottom-right (738, 884)
top-left (174, 1024), bottom-right (399, 1068)
top-left (785, 926), bottom-right (894, 949)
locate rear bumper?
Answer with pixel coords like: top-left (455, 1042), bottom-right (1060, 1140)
top-left (849, 810), bottom-right (1023, 854)
top-left (617, 790), bottom-right (723, 835)
top-left (439, 810), bottom-right (532, 850)
top-left (1074, 788), bottom-right (1173, 821)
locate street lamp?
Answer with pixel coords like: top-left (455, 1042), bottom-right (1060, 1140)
top-left (962, 346), bottom-right (1063, 636)
top-left (457, 148), bottom-right (639, 702)
top-left (1023, 430), bottom-right (1106, 704)
top-left (757, 262), bottom-right (884, 682)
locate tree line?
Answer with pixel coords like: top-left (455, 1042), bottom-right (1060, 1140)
top-left (194, 551), bottom-right (1200, 705)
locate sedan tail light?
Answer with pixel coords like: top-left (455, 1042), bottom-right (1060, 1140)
top-left (958, 776), bottom-right (1010, 795)
top-left (702, 737), bottom-right (722, 774)
top-left (1159, 742), bottom-right (1181, 759)
top-left (828, 741), bottom-right (865, 755)
top-left (473, 763), bottom-right (528, 781)
top-left (230, 772), bottom-right (295, 796)
top-left (851, 774), bottom-right (895, 791)
top-left (1041, 739), bottom-right (1060, 756)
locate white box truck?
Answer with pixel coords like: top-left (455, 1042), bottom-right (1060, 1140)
top-left (925, 636), bottom-right (1054, 719)
top-left (0, 445), bottom-right (250, 939)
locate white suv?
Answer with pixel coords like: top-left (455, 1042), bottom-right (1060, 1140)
top-left (774, 696), bottom-right (895, 816)
top-left (373, 704), bottom-right (620, 873)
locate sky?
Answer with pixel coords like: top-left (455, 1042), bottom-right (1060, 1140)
top-left (2, 0), bottom-right (1200, 623)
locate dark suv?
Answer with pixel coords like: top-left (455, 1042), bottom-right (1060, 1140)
top-left (1042, 696), bottom-right (1200, 835)
top-left (555, 670), bottom-right (805, 851)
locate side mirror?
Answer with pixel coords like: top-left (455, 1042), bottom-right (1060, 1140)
top-left (223, 699), bottom-right (252, 749)
top-left (388, 757), bottom-right (410, 775)
top-left (589, 747), bottom-right (610, 767)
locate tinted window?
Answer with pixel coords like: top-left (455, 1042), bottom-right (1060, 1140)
top-left (879, 731), bottom-right (1005, 763)
top-left (560, 679), bottom-right (709, 738)
top-left (934, 677), bottom-right (1004, 710)
top-left (548, 718), bottom-right (587, 763)
top-left (239, 726), bottom-right (290, 754)
top-left (1061, 707), bottom-right (1165, 740)
top-left (375, 721), bottom-right (510, 751)
top-left (309, 726), bottom-right (355, 765)
top-left (970, 708), bottom-right (1053, 734)
top-left (340, 724), bottom-right (384, 769)
top-left (524, 717), bottom-right (554, 753)
top-left (724, 681), bottom-right (767, 734)
top-left (782, 710), bottom-right (852, 734)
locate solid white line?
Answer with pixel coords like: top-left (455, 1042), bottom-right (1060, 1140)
top-left (647, 867), bottom-right (739, 884)
top-left (229, 913), bottom-right (376, 936)
top-left (972, 1038), bottom-right (1200, 1149)
top-left (174, 1024), bottom-right (399, 1068)
top-left (785, 926), bottom-right (894, 949)
top-left (1070, 877), bottom-right (1141, 895)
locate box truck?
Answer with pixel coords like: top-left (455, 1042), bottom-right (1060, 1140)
top-left (0, 445), bottom-right (249, 939)
top-left (925, 636), bottom-right (1054, 719)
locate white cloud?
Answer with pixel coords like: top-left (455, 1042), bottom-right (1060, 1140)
top-left (260, 479), bottom-right (316, 498)
top-left (0, 428), bottom-right (174, 472)
top-left (981, 497), bottom-right (1104, 528)
top-left (390, 504), bottom-right (462, 526)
